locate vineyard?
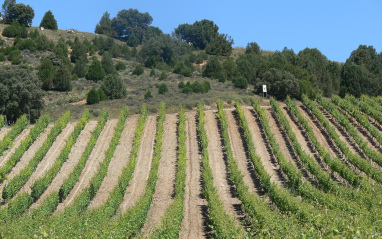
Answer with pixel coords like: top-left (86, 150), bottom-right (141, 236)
top-left (1, 95), bottom-right (382, 238)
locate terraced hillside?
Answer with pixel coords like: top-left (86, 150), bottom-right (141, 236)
top-left (1, 95), bottom-right (382, 238)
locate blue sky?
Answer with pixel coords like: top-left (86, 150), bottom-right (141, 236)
top-left (17, 0), bottom-right (381, 62)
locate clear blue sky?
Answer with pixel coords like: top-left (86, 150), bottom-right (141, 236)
top-left (17, 0), bottom-right (381, 62)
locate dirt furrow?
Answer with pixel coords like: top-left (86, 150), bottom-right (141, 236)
top-left (17, 122), bottom-right (75, 196)
top-left (88, 115), bottom-right (138, 209)
top-left (0, 127), bottom-right (31, 168)
top-left (244, 108), bottom-right (286, 186)
top-left (0, 125), bottom-right (53, 195)
top-left (119, 115), bottom-right (157, 213)
top-left (204, 110), bottom-right (243, 224)
top-left (281, 106), bottom-right (349, 185)
top-left (31, 121), bottom-right (98, 209)
top-left (0, 127), bottom-right (11, 141)
top-left (225, 109), bottom-right (264, 195)
top-left (299, 105), bottom-right (365, 176)
top-left (180, 112), bottom-right (208, 239)
top-left (140, 114), bottom-right (178, 237)
top-left (56, 119), bottom-right (118, 211)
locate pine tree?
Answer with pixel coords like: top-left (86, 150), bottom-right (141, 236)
top-left (86, 59), bottom-right (105, 81)
top-left (53, 65), bottom-right (72, 91)
top-left (39, 10), bottom-right (58, 30)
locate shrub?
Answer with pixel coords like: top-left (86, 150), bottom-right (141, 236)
top-left (86, 59), bottom-right (106, 81)
top-left (158, 83), bottom-right (169, 94)
top-left (53, 66), bottom-right (72, 91)
top-left (180, 67), bottom-right (192, 77)
top-left (132, 64), bottom-right (144, 75)
top-left (203, 56), bottom-right (223, 80)
top-left (181, 86), bottom-right (193, 94)
top-left (191, 81), bottom-right (207, 93)
top-left (87, 88), bottom-right (100, 105)
top-left (101, 52), bottom-right (115, 74)
top-left (73, 56), bottom-right (88, 78)
top-left (38, 57), bottom-right (55, 90)
top-left (2, 22), bottom-right (28, 38)
top-left (115, 61), bottom-right (126, 71)
top-left (97, 88), bottom-right (108, 101)
top-left (178, 81), bottom-right (185, 88)
top-left (101, 74), bottom-right (127, 99)
top-left (0, 54), bottom-right (5, 61)
top-left (203, 81), bottom-right (211, 91)
top-left (144, 90), bottom-right (153, 99)
top-left (159, 71), bottom-right (168, 80)
top-left (18, 39), bottom-right (37, 52)
top-left (233, 76), bottom-right (248, 89)
top-left (149, 68), bottom-right (156, 76)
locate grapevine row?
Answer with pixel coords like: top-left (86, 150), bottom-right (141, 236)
top-left (0, 115), bottom-right (29, 157)
top-left (2, 111), bottom-right (71, 200)
top-left (317, 95), bottom-right (382, 168)
top-left (0, 115), bottom-right (49, 183)
top-left (302, 95), bottom-right (382, 184)
top-left (216, 100), bottom-right (301, 237)
top-left (151, 106), bottom-right (187, 238)
top-left (197, 103), bottom-right (246, 238)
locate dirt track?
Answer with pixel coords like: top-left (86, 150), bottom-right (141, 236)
top-left (140, 114), bottom-right (178, 237)
top-left (120, 115), bottom-right (157, 213)
top-left (0, 127), bottom-right (11, 141)
top-left (180, 112), bottom-right (207, 239)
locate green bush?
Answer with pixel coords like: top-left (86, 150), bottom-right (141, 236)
top-left (86, 59), bottom-right (106, 81)
top-left (149, 68), bottom-right (155, 76)
top-left (73, 56), bottom-right (88, 78)
top-left (181, 86), bottom-right (193, 94)
top-left (191, 81), bottom-right (207, 93)
top-left (132, 65), bottom-right (144, 76)
top-left (178, 81), bottom-right (185, 88)
top-left (159, 71), bottom-right (168, 80)
top-left (97, 88), bottom-right (108, 101)
top-left (101, 52), bottom-right (115, 74)
top-left (87, 88), bottom-right (100, 105)
top-left (40, 10), bottom-right (58, 30)
top-left (2, 22), bottom-right (28, 38)
top-left (158, 83), bottom-right (169, 94)
top-left (53, 66), bottom-right (72, 91)
top-left (115, 61), bottom-right (126, 71)
top-left (144, 90), bottom-right (153, 99)
top-left (233, 76), bottom-right (248, 89)
top-left (101, 74), bottom-right (127, 99)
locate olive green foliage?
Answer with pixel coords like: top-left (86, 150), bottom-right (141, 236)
top-left (245, 42), bottom-right (261, 54)
top-left (70, 37), bottom-right (88, 63)
top-left (8, 3), bottom-right (34, 26)
top-left (39, 10), bottom-right (57, 30)
top-left (203, 56), bottom-right (224, 81)
top-left (53, 38), bottom-right (71, 66)
top-left (37, 57), bottom-right (55, 90)
top-left (260, 68), bottom-right (300, 100)
top-left (97, 88), bottom-right (108, 101)
top-left (149, 68), bottom-right (155, 76)
top-left (2, 21), bottom-right (27, 38)
top-left (72, 56), bottom-right (88, 78)
top-left (144, 90), bottom-right (153, 99)
top-left (159, 71), bottom-right (168, 80)
top-left (222, 57), bottom-right (237, 81)
top-left (0, 65), bottom-right (43, 122)
top-left (86, 59), bottom-right (106, 81)
top-left (101, 52), bottom-right (115, 74)
top-left (1, 0), bottom-right (16, 24)
top-left (132, 64), bottom-right (144, 75)
top-left (111, 8), bottom-right (153, 43)
top-left (101, 74), bottom-right (127, 99)
top-left (139, 34), bottom-right (191, 68)
top-left (53, 65), bottom-right (72, 92)
top-left (115, 61), bottom-right (126, 71)
top-left (179, 80), bottom-right (210, 93)
top-left (127, 33), bottom-right (139, 47)
top-left (158, 82), bottom-right (169, 94)
top-left (233, 76), bottom-right (248, 89)
top-left (87, 88), bottom-right (100, 105)
top-left (173, 62), bottom-right (192, 77)
top-left (175, 19), bottom-right (233, 55)
top-left (95, 11), bottom-right (113, 36)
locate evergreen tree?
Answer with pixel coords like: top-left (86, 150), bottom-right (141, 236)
top-left (95, 11), bottom-right (113, 36)
top-left (101, 74), bottom-right (127, 99)
top-left (101, 52), bottom-right (115, 74)
top-left (39, 10), bottom-right (57, 30)
top-left (87, 88), bottom-right (100, 105)
top-left (86, 59), bottom-right (106, 81)
top-left (1, 0), bottom-right (16, 24)
top-left (73, 56), bottom-right (88, 78)
top-left (70, 37), bottom-right (87, 63)
top-left (37, 57), bottom-right (55, 90)
top-left (53, 65), bottom-right (72, 91)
